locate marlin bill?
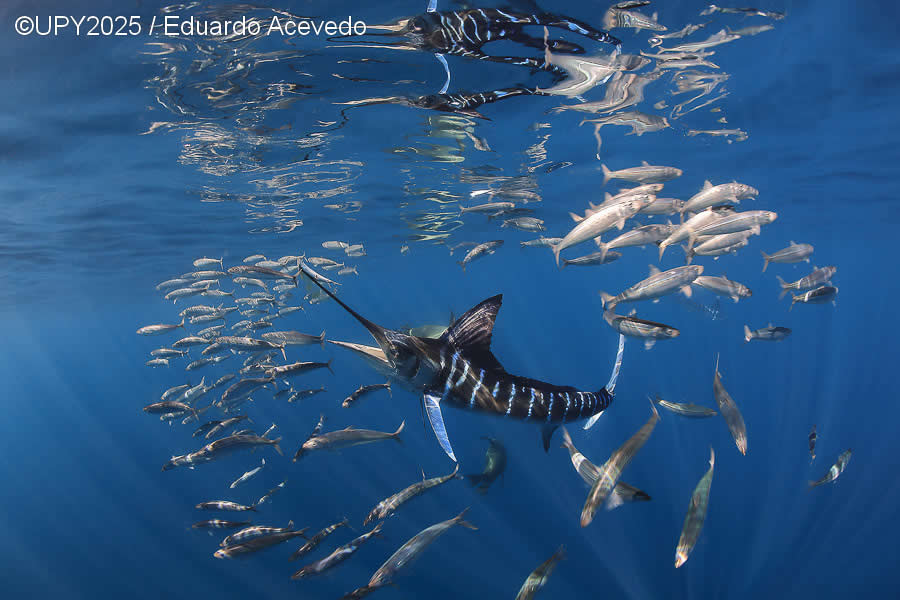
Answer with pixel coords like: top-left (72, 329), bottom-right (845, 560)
top-left (297, 261), bottom-right (623, 463)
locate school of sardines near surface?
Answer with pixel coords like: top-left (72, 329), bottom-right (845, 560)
top-left (133, 3), bottom-right (852, 597)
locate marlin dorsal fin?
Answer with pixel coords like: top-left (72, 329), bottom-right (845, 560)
top-left (442, 295), bottom-right (502, 356)
top-left (648, 264), bottom-right (661, 276)
top-left (642, 160), bottom-right (649, 166)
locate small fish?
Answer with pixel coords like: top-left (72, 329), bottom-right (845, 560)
top-left (447, 241), bottom-right (479, 256)
top-left (713, 355), bottom-right (747, 455)
top-left (603, 310), bottom-right (679, 350)
top-left (554, 197), bottom-right (651, 266)
top-left (809, 449), bottom-right (852, 488)
top-left (809, 425), bottom-right (817, 463)
top-left (287, 387), bottom-right (327, 403)
top-left (700, 4), bottom-right (785, 20)
top-left (776, 266), bottom-right (837, 298)
top-left (294, 421), bottom-right (404, 460)
top-left (261, 330), bottom-right (326, 347)
top-left (305, 257), bottom-right (342, 268)
top-left (460, 201), bottom-right (517, 214)
top-left (137, 319), bottom-right (185, 336)
top-left (182, 270), bottom-right (227, 280)
top-left (256, 480), bottom-right (287, 506)
top-left (600, 265), bottom-right (704, 310)
top-left (562, 251), bottom-right (622, 268)
top-left (514, 545), bottom-right (566, 600)
top-left (193, 257), bottom-right (223, 268)
top-left (204, 415), bottom-right (252, 440)
top-left (729, 24), bottom-right (775, 37)
top-left (195, 501), bottom-right (257, 513)
top-left (164, 287), bottom-right (209, 303)
top-left (502, 217), bottom-right (545, 232)
top-left (162, 433), bottom-right (282, 471)
top-left (215, 523), bottom-right (308, 558)
top-left (653, 395), bottom-right (717, 418)
top-left (601, 162), bottom-right (681, 185)
top-left (192, 520), bottom-right (251, 530)
top-left (466, 438), bottom-right (507, 495)
top-left (145, 358), bottom-right (170, 368)
top-left (143, 400), bottom-right (197, 419)
top-left (684, 210), bottom-right (778, 245)
top-left (743, 324), bottom-right (791, 342)
top-left (581, 403), bottom-right (659, 527)
top-left (675, 447), bottom-right (715, 568)
top-left (243, 254), bottom-right (266, 264)
top-left (692, 275), bottom-right (752, 303)
top-left (339, 510), bottom-right (476, 598)
top-left (229, 459), bottom-right (265, 489)
top-left (289, 517), bottom-right (350, 561)
top-left (161, 384), bottom-right (191, 402)
top-left (400, 244), bottom-right (410, 254)
top-left (640, 197), bottom-right (684, 216)
top-left (322, 241), bottom-right (350, 250)
top-left (658, 207), bottom-right (736, 258)
top-left (458, 240), bottom-right (504, 272)
top-left (172, 335), bottom-right (209, 348)
top-left (265, 359), bottom-right (333, 379)
top-left (233, 277), bottom-right (268, 290)
top-left (156, 278), bottom-right (192, 291)
top-left (559, 427), bottom-right (651, 510)
top-left (790, 286), bottom-right (838, 310)
top-left (186, 356), bottom-right (229, 371)
top-left (179, 305), bottom-right (221, 318)
top-left (686, 231), bottom-right (753, 264)
top-left (343, 381), bottom-right (392, 408)
top-left (150, 348), bottom-right (187, 358)
top-left (227, 265), bottom-right (298, 285)
top-left (594, 224), bottom-right (676, 261)
top-left (520, 237), bottom-right (563, 248)
top-left (338, 266), bottom-right (359, 276)
top-left (761, 241), bottom-right (814, 272)
top-left (214, 336), bottom-right (286, 359)
top-left (363, 465), bottom-right (460, 525)
top-left (219, 377), bottom-right (273, 408)
top-left (208, 374), bottom-right (235, 392)
top-left (197, 325), bottom-right (225, 339)
top-left (291, 522), bottom-right (383, 579)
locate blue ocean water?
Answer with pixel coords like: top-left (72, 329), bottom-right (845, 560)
top-left (1, 0), bottom-right (899, 598)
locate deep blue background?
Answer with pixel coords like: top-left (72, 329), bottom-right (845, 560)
top-left (1, 0), bottom-right (898, 598)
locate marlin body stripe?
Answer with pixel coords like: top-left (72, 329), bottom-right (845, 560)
top-left (298, 262), bottom-right (623, 462)
top-left (433, 348), bottom-right (611, 423)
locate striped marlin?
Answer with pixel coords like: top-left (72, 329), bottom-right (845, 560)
top-left (298, 262), bottom-right (624, 462)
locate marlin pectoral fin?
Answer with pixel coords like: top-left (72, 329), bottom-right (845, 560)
top-left (424, 390), bottom-right (457, 462)
top-left (540, 424), bottom-right (558, 453)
